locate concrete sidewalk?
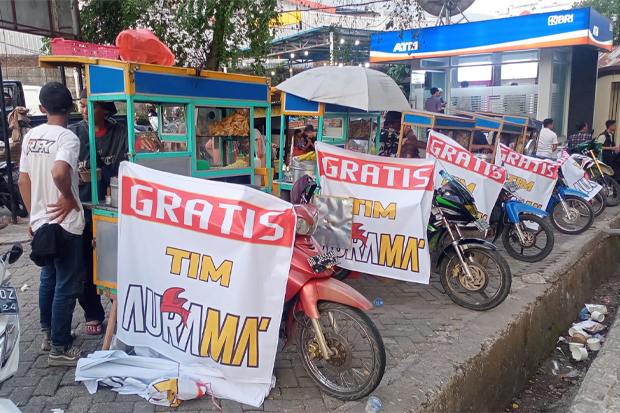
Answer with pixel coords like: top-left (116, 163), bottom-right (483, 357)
top-left (569, 308), bottom-right (620, 413)
top-left (3, 206), bottom-right (620, 412)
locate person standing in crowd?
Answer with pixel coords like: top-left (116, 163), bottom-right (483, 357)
top-left (597, 120), bottom-right (617, 169)
top-left (567, 122), bottom-right (591, 149)
top-left (424, 87), bottom-right (443, 113)
top-left (69, 89), bottom-right (156, 336)
top-left (299, 124), bottom-right (317, 153)
top-left (536, 118), bottom-right (558, 159)
top-left (18, 82), bottom-right (84, 366)
top-left (437, 88), bottom-right (445, 113)
top-left (379, 111), bottom-right (402, 157)
top-left (471, 130), bottom-right (494, 153)
top-left (456, 81), bottom-right (472, 112)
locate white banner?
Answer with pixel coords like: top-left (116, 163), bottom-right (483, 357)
top-left (315, 142), bottom-right (435, 284)
top-left (426, 130), bottom-right (506, 223)
top-left (494, 144), bottom-right (559, 210)
top-left (116, 162), bottom-right (296, 386)
top-left (556, 150), bottom-right (602, 201)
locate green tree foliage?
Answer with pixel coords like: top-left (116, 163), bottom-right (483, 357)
top-left (76, 0), bottom-right (278, 73)
top-left (573, 0), bottom-right (620, 45)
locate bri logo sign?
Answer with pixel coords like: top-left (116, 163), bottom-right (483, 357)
top-left (548, 14), bottom-right (574, 26)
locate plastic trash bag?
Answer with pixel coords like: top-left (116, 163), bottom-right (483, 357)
top-left (116, 29), bottom-right (175, 66)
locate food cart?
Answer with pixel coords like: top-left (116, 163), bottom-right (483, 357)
top-left (274, 90), bottom-right (382, 198)
top-left (396, 110), bottom-right (477, 157)
top-left (446, 109), bottom-right (527, 161)
top-left (38, 56), bottom-right (272, 347)
top-left (475, 111), bottom-right (543, 155)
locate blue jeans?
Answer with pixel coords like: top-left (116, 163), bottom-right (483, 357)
top-left (39, 232), bottom-right (83, 351)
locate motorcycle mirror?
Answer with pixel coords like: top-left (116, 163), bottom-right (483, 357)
top-left (7, 242), bottom-right (23, 264)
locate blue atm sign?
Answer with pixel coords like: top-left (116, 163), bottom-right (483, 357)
top-left (370, 7), bottom-right (612, 63)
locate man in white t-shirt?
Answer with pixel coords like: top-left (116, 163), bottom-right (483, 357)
top-left (536, 118), bottom-right (558, 159)
top-left (18, 82), bottom-right (85, 367)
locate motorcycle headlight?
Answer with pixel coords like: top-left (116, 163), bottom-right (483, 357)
top-left (1, 315), bottom-right (19, 367)
top-left (296, 217), bottom-right (312, 235)
top-left (465, 204), bottom-right (478, 218)
top-left (296, 213), bottom-right (318, 236)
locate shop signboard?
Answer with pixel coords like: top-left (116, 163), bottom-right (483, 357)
top-left (370, 7), bottom-right (613, 62)
top-left (426, 131), bottom-right (506, 223)
top-left (315, 142), bottom-right (435, 284)
top-left (556, 150), bottom-right (602, 201)
top-left (495, 144), bottom-right (559, 210)
top-left (113, 162), bottom-right (296, 398)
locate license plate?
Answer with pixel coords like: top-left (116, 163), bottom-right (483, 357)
top-left (307, 251), bottom-right (339, 273)
top-left (0, 287), bottom-right (19, 314)
top-left (474, 219), bottom-right (490, 232)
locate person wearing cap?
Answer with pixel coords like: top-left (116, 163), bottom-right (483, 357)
top-left (18, 82), bottom-right (85, 366)
top-left (438, 88), bottom-right (445, 113)
top-left (69, 89), bottom-right (156, 336)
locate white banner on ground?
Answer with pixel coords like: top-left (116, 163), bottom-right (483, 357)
top-left (494, 143), bottom-right (559, 210)
top-left (315, 142), bottom-right (435, 284)
top-left (103, 162), bottom-right (295, 405)
top-left (556, 150), bottom-right (602, 201)
top-left (426, 130), bottom-right (506, 223)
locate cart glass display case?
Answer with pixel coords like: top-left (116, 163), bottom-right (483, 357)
top-left (38, 56), bottom-right (272, 292)
top-left (275, 91), bottom-right (381, 195)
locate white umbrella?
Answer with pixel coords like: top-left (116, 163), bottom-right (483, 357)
top-left (276, 66), bottom-right (411, 112)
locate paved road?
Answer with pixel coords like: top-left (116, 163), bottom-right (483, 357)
top-left (2, 206), bottom-right (620, 412)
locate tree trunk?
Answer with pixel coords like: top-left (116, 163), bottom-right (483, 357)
top-left (205, 4), bottom-right (228, 71)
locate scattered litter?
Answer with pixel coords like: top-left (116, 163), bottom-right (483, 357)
top-left (579, 307), bottom-right (589, 320)
top-left (556, 347), bottom-right (565, 355)
top-left (512, 403), bottom-right (519, 409)
top-left (602, 296), bottom-right (611, 303)
top-left (365, 396), bottom-right (382, 413)
top-left (374, 298), bottom-right (383, 308)
top-left (20, 284), bottom-right (29, 292)
top-left (561, 370), bottom-right (580, 379)
top-left (585, 304), bottom-right (608, 314)
top-left (571, 320), bottom-right (606, 334)
top-left (551, 360), bottom-right (559, 375)
top-left (557, 336), bottom-right (567, 344)
top-left (50, 409), bottom-right (64, 413)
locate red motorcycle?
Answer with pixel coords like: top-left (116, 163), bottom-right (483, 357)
top-left (282, 182), bottom-right (386, 401)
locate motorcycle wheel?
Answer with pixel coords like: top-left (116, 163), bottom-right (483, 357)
top-left (599, 175), bottom-right (620, 207)
top-left (502, 214), bottom-right (554, 262)
top-left (439, 246), bottom-right (511, 311)
top-left (590, 191), bottom-right (607, 218)
top-left (333, 268), bottom-right (351, 281)
top-left (549, 195), bottom-right (593, 235)
top-left (296, 301), bottom-right (386, 401)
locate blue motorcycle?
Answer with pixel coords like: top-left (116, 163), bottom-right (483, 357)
top-left (545, 183), bottom-right (594, 235)
top-left (490, 182), bottom-right (555, 263)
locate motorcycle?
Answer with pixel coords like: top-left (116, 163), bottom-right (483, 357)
top-left (0, 243), bottom-right (22, 383)
top-left (490, 182), bottom-right (554, 263)
top-left (428, 171), bottom-right (512, 311)
top-left (546, 178), bottom-right (594, 235)
top-left (0, 161), bottom-right (28, 217)
top-left (282, 181), bottom-right (386, 401)
top-left (569, 140), bottom-right (620, 207)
